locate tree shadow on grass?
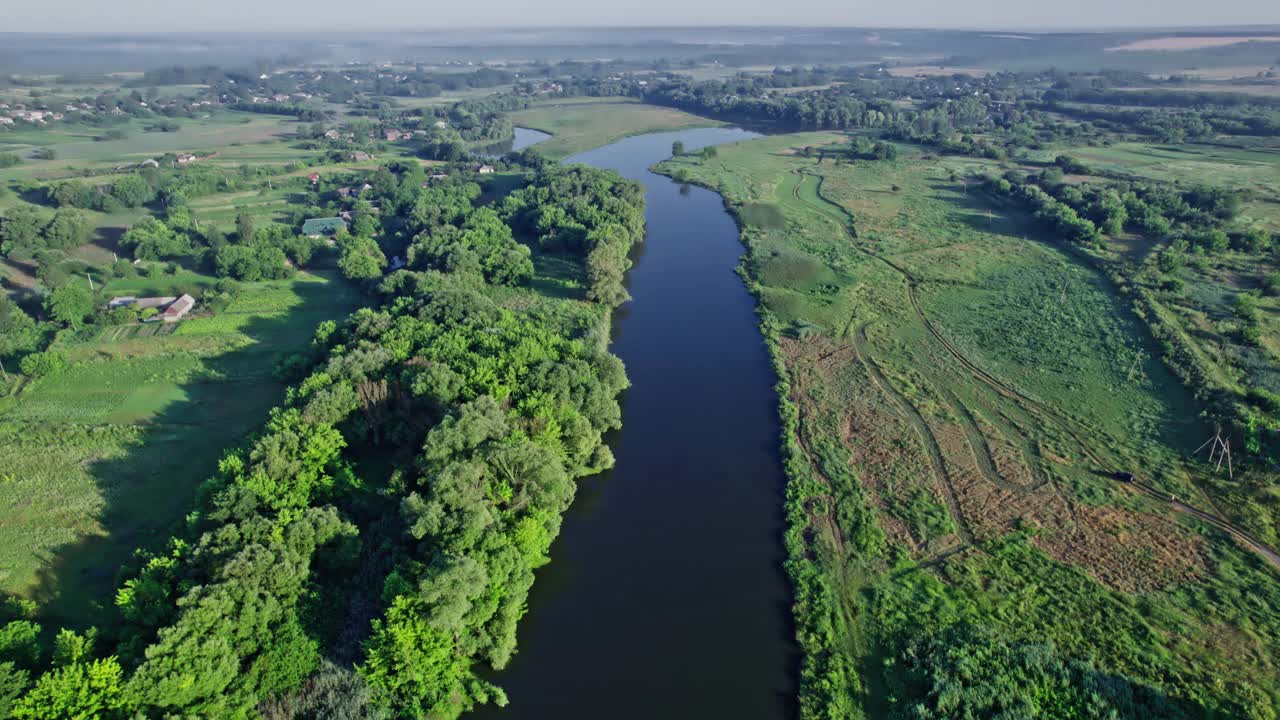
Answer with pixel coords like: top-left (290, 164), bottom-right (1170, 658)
top-left (20, 273), bottom-right (357, 630)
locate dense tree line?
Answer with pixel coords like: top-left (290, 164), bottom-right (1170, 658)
top-left (500, 165), bottom-right (646, 305)
top-left (0, 156), bottom-right (644, 716)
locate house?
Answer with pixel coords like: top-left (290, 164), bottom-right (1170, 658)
top-left (476, 165), bottom-right (496, 174)
top-left (109, 295), bottom-right (175, 310)
top-left (302, 217), bottom-right (348, 238)
top-left (350, 151), bottom-right (373, 162)
top-left (158, 294), bottom-right (196, 322)
top-left (433, 120), bottom-right (448, 129)
top-left (176, 153), bottom-right (198, 164)
top-left (308, 173), bottom-right (321, 184)
top-left (383, 129), bottom-right (402, 142)
top-left (323, 129), bottom-right (341, 140)
top-left (0, 118), bottom-right (12, 126)
top-left (111, 294), bottom-right (195, 322)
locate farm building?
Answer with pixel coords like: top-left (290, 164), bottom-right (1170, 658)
top-left (157, 294), bottom-right (196, 322)
top-left (302, 217), bottom-right (348, 237)
top-left (476, 165), bottom-right (496, 174)
top-left (109, 296), bottom-right (175, 310)
top-left (110, 295), bottom-right (196, 322)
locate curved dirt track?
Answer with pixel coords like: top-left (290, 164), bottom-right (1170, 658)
top-left (787, 170), bottom-right (1280, 572)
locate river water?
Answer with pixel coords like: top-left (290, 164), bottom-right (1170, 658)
top-left (473, 127), bottom-right (796, 720)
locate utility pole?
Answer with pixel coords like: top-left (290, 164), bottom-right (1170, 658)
top-left (86, 272), bottom-right (94, 292)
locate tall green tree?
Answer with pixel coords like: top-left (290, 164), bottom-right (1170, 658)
top-left (43, 282), bottom-right (94, 328)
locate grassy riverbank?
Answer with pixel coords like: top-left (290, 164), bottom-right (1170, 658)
top-left (510, 98), bottom-right (723, 159)
top-left (657, 133), bottom-right (1280, 718)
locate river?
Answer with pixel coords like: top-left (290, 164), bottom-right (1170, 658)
top-left (473, 127), bottom-right (795, 720)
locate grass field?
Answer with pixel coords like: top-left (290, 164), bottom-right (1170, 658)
top-left (0, 271), bottom-right (360, 626)
top-left (510, 98), bottom-right (723, 158)
top-left (1064, 142), bottom-right (1280, 232)
top-left (659, 133), bottom-right (1280, 716)
top-left (0, 112), bottom-right (297, 168)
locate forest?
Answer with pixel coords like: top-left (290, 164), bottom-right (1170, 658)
top-left (0, 156), bottom-right (646, 717)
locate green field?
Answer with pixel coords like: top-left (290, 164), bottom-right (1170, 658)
top-left (1043, 141), bottom-right (1280, 230)
top-left (0, 271), bottom-right (360, 625)
top-left (510, 98), bottom-right (723, 158)
top-left (0, 112), bottom-right (297, 170)
top-left (659, 133), bottom-right (1280, 717)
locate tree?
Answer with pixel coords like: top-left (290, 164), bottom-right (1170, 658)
top-left (48, 181), bottom-right (96, 209)
top-left (338, 236), bottom-right (387, 281)
top-left (236, 212), bottom-right (256, 243)
top-left (360, 596), bottom-right (473, 719)
top-left (0, 206), bottom-right (48, 253)
top-left (43, 283), bottom-right (94, 328)
top-left (671, 140), bottom-right (685, 157)
top-left (0, 296), bottom-right (41, 359)
top-left (120, 217), bottom-right (191, 260)
top-left (701, 145), bottom-right (718, 159)
top-left (110, 174), bottom-right (155, 208)
top-left (43, 209), bottom-right (92, 250)
top-left (11, 656), bottom-right (129, 720)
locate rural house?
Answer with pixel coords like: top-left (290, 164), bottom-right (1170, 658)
top-left (476, 165), bottom-right (496, 174)
top-left (157, 294), bottom-right (196, 322)
top-left (109, 295), bottom-right (196, 322)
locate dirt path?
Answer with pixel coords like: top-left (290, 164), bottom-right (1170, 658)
top-left (788, 169), bottom-right (1280, 573)
top-left (852, 324), bottom-right (974, 546)
top-left (940, 387), bottom-right (1045, 494)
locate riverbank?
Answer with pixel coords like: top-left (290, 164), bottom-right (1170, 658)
top-left (470, 127), bottom-right (797, 720)
top-left (654, 132), bottom-right (1280, 718)
top-left (509, 98), bottom-right (724, 159)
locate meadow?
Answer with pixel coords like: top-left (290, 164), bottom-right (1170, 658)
top-left (510, 97), bottom-right (723, 159)
top-left (0, 270), bottom-right (360, 625)
top-left (659, 133), bottom-right (1280, 717)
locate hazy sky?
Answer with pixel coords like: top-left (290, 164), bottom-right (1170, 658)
top-left (4, 0), bottom-right (1279, 32)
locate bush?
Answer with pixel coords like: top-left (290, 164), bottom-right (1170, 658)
top-left (19, 350), bottom-right (65, 378)
top-left (112, 259), bottom-right (138, 278)
top-left (1263, 272), bottom-right (1280, 297)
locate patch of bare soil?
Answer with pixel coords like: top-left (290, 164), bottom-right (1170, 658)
top-left (934, 413), bottom-right (1208, 592)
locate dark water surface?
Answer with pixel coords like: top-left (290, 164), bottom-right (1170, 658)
top-left (473, 127), bottom-right (795, 720)
top-left (479, 126), bottom-right (552, 156)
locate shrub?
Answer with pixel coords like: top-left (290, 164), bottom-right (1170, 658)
top-left (19, 350), bottom-right (65, 378)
